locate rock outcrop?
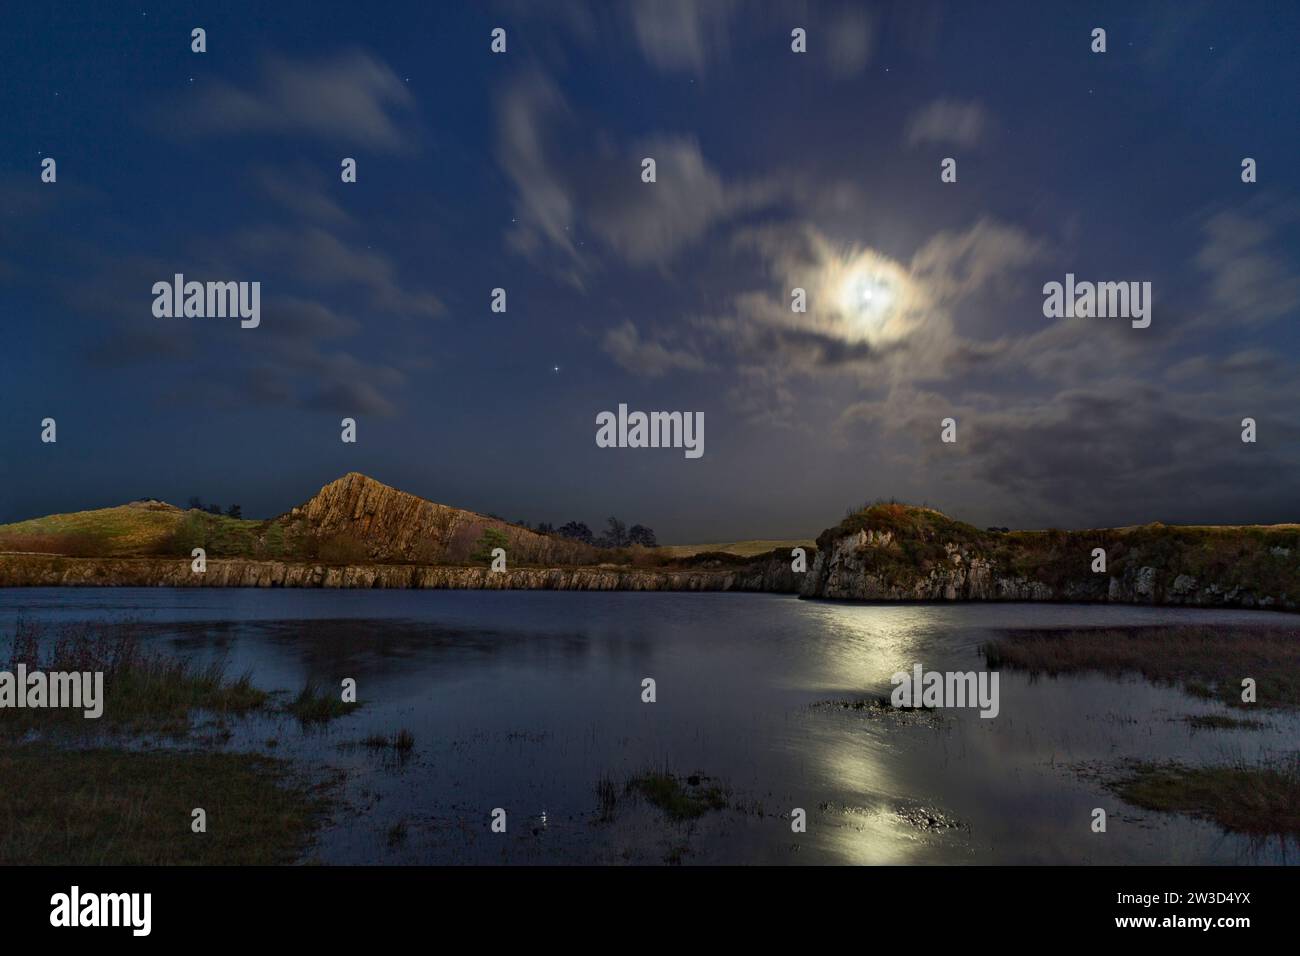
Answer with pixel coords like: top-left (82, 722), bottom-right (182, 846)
top-left (294, 472), bottom-right (594, 565)
top-left (801, 504), bottom-right (1300, 610)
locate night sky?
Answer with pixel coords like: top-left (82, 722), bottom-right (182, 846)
top-left (3, 1), bottom-right (1299, 542)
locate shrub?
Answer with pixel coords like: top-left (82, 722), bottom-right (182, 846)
top-left (317, 533), bottom-right (369, 565)
top-left (470, 528), bottom-right (510, 563)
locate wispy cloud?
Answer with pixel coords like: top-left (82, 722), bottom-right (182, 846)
top-left (230, 225), bottom-right (442, 318)
top-left (602, 319), bottom-right (710, 377)
top-left (628, 0), bottom-right (740, 75)
top-left (157, 51), bottom-right (417, 152)
top-left (904, 98), bottom-right (988, 149)
top-left (496, 72), bottom-right (779, 276)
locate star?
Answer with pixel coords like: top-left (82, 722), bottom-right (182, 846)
top-left (552, 365), bottom-right (560, 373)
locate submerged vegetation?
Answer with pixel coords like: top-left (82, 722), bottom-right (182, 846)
top-left (1112, 758), bottom-right (1300, 839)
top-left (284, 680), bottom-right (361, 724)
top-left (626, 770), bottom-right (728, 822)
top-left (363, 728), bottom-right (415, 752)
top-left (1, 619), bottom-right (266, 734)
top-left (0, 619), bottom-right (337, 865)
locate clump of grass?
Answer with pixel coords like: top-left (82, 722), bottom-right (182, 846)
top-left (362, 728), bottom-right (415, 751)
top-left (284, 680), bottom-right (360, 724)
top-left (982, 625), bottom-right (1300, 709)
top-left (814, 696), bottom-right (935, 714)
top-left (0, 619), bottom-right (268, 735)
top-left (595, 773), bottom-right (619, 823)
top-left (1112, 757), bottom-right (1300, 838)
top-left (386, 820), bottom-right (408, 847)
top-left (0, 742), bottom-right (329, 864)
top-left (663, 844), bottom-right (689, 865)
top-left (626, 769), bottom-right (728, 821)
top-left (1183, 714), bottom-right (1265, 731)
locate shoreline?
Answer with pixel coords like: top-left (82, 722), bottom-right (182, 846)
top-left (2, 553), bottom-right (1299, 613)
top-left (0, 554), bottom-right (790, 592)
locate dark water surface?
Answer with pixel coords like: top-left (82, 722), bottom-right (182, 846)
top-left (5, 589), bottom-right (1297, 864)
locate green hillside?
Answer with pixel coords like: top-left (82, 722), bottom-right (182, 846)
top-left (0, 501), bottom-right (285, 559)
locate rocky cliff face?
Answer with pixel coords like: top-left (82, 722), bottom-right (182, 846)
top-left (0, 552), bottom-right (803, 592)
top-left (801, 513), bottom-right (1300, 610)
top-left (294, 472), bottom-right (594, 564)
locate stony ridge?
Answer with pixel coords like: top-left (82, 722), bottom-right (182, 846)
top-left (800, 509), bottom-right (1300, 610)
top-left (293, 472), bottom-right (595, 565)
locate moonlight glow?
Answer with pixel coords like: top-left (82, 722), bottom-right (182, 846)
top-left (818, 249), bottom-right (920, 345)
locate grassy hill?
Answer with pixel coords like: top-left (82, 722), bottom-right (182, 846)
top-left (656, 538), bottom-right (815, 559)
top-left (0, 474), bottom-right (630, 567)
top-left (0, 500), bottom-right (208, 557)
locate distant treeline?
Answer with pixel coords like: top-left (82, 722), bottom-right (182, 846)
top-left (495, 516), bottom-right (657, 549)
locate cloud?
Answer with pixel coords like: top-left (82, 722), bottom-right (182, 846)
top-left (57, 215), bottom-right (429, 418)
top-left (909, 219), bottom-right (1045, 307)
top-left (834, 367), bottom-right (1300, 529)
top-left (1195, 208), bottom-right (1300, 325)
top-left (586, 135), bottom-right (779, 267)
top-left (496, 71), bottom-right (583, 276)
top-left (161, 52), bottom-right (416, 151)
top-left (304, 380), bottom-right (400, 417)
top-left (628, 0), bottom-right (740, 75)
top-left (496, 74), bottom-right (778, 273)
top-left (904, 98), bottom-right (988, 149)
top-left (253, 165), bottom-right (353, 225)
top-left (231, 225), bottom-right (442, 318)
top-left (258, 296), bottom-right (362, 340)
top-left (825, 6), bottom-right (877, 76)
top-left (603, 320), bottom-right (710, 377)
top-left (273, 345), bottom-right (406, 417)
top-left (715, 219), bottom-right (1042, 381)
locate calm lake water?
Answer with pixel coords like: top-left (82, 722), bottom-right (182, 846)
top-left (5, 589), bottom-right (1298, 865)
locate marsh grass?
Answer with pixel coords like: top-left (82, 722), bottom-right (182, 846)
top-left (595, 773), bottom-right (619, 823)
top-left (363, 728), bottom-right (415, 751)
top-left (284, 680), bottom-right (361, 724)
top-left (982, 625), bottom-right (1300, 709)
top-left (1, 619), bottom-right (267, 735)
top-left (0, 619), bottom-right (341, 866)
top-left (386, 820), bottom-right (409, 847)
top-left (1112, 757), bottom-right (1300, 838)
top-left (814, 696), bottom-right (936, 714)
top-left (0, 743), bottom-right (328, 864)
top-left (1183, 714), bottom-right (1265, 730)
top-left (627, 769), bottom-right (728, 822)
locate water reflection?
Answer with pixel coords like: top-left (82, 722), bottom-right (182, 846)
top-left (3, 590), bottom-right (1296, 864)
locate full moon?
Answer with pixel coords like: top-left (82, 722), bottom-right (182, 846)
top-left (838, 267), bottom-right (897, 330)
top-left (824, 249), bottom-right (917, 344)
